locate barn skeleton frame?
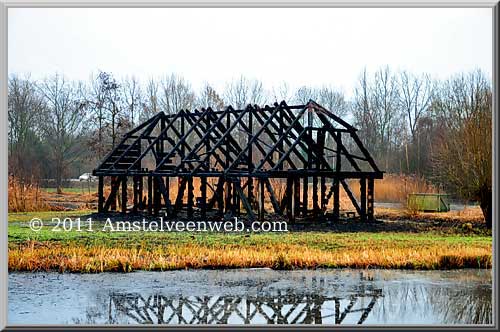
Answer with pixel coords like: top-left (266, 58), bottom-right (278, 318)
top-left (93, 100), bottom-right (383, 222)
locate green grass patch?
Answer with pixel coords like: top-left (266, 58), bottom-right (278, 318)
top-left (42, 187), bottom-right (97, 194)
top-left (8, 222), bottom-right (491, 251)
top-left (8, 211), bottom-right (492, 272)
top-left (8, 210), bottom-right (95, 223)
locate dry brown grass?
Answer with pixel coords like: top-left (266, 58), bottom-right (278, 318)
top-left (8, 240), bottom-right (491, 272)
top-left (8, 176), bottom-right (101, 212)
top-left (349, 174), bottom-right (438, 203)
top-left (8, 176), bottom-right (52, 212)
top-left (375, 205), bottom-right (485, 223)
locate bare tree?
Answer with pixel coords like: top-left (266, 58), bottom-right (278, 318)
top-left (8, 75), bottom-right (45, 182)
top-left (38, 74), bottom-right (86, 193)
top-left (141, 77), bottom-right (160, 121)
top-left (398, 71), bottom-right (434, 174)
top-left (399, 71), bottom-right (434, 140)
top-left (352, 67), bottom-right (403, 171)
top-left (122, 76), bottom-right (143, 127)
top-left (159, 74), bottom-right (195, 114)
top-left (318, 86), bottom-right (349, 118)
top-left (432, 70), bottom-right (492, 228)
top-left (271, 81), bottom-right (293, 103)
top-left (293, 86), bottom-right (318, 105)
top-left (83, 71), bottom-right (123, 159)
top-left (224, 76), bottom-right (265, 109)
top-left (352, 69), bottom-right (378, 162)
top-left (197, 83), bottom-right (224, 110)
top-left (99, 72), bottom-right (123, 148)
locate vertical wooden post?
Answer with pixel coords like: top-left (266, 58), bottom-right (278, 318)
top-left (180, 112), bottom-right (185, 157)
top-left (247, 108), bottom-right (254, 205)
top-left (147, 174), bottom-right (152, 215)
top-left (132, 176), bottom-right (138, 213)
top-left (110, 176), bottom-right (117, 211)
top-left (187, 177), bottom-right (194, 218)
top-left (138, 174), bottom-right (144, 210)
top-left (317, 129), bottom-right (326, 214)
top-left (225, 179), bottom-right (232, 214)
top-left (233, 179), bottom-right (240, 216)
top-left (367, 177), bottom-right (375, 222)
top-left (218, 178), bottom-right (224, 216)
top-left (277, 106), bottom-right (284, 170)
top-left (312, 176), bottom-right (319, 216)
top-left (121, 176), bottom-right (127, 214)
top-left (302, 177), bottom-right (308, 218)
top-left (226, 112), bottom-right (231, 170)
top-left (333, 132), bottom-right (342, 220)
top-left (333, 179), bottom-right (340, 219)
top-left (320, 177), bottom-right (326, 212)
top-left (360, 177), bottom-right (367, 222)
top-left (153, 176), bottom-right (161, 216)
top-left (247, 178), bottom-right (254, 207)
top-left (98, 176), bottom-right (104, 213)
top-left (306, 120), bottom-right (313, 219)
top-left (286, 177), bottom-right (293, 222)
top-left (164, 177), bottom-right (170, 206)
top-left (173, 177), bottom-right (185, 217)
top-left (258, 178), bottom-right (265, 221)
top-left (200, 176), bottom-right (207, 220)
top-left (293, 177), bottom-right (300, 222)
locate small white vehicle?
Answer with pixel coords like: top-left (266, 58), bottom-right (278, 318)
top-left (78, 173), bottom-right (97, 182)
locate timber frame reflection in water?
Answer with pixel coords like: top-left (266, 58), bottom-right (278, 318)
top-left (107, 288), bottom-right (383, 324)
top-left (8, 269), bottom-right (492, 325)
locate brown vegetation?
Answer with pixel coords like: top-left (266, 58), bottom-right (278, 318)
top-left (8, 240), bottom-right (491, 273)
top-left (359, 174), bottom-right (437, 203)
top-left (8, 176), bottom-right (50, 212)
top-left (8, 176), bottom-right (96, 212)
top-left (375, 206), bottom-right (484, 224)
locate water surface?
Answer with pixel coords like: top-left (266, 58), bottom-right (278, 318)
top-left (9, 269), bottom-right (492, 325)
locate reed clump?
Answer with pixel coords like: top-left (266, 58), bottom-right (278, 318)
top-left (8, 240), bottom-right (491, 273)
top-left (8, 176), bottom-right (51, 212)
top-left (349, 173), bottom-right (438, 203)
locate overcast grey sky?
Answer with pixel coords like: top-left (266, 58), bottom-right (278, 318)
top-left (8, 7), bottom-right (493, 95)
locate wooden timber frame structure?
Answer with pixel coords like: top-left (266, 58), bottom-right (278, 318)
top-left (93, 100), bottom-right (383, 222)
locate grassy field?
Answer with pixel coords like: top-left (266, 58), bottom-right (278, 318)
top-left (8, 210), bottom-right (492, 272)
top-left (42, 187), bottom-right (97, 194)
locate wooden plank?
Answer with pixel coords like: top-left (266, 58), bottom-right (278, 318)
top-left (367, 177), bottom-right (374, 221)
top-left (258, 179), bottom-right (265, 221)
top-left (103, 176), bottom-right (119, 212)
top-left (302, 177), bottom-right (308, 217)
top-left (147, 174), bottom-right (152, 215)
top-left (286, 177), bottom-right (293, 222)
top-left (157, 176), bottom-right (172, 216)
top-left (264, 178), bottom-right (281, 215)
top-left (187, 177), bottom-right (194, 218)
top-left (293, 177), bottom-right (300, 221)
top-left (121, 176), bottom-right (128, 214)
top-left (98, 176), bottom-right (104, 213)
top-left (234, 182), bottom-right (255, 221)
top-left (200, 176), bottom-right (207, 219)
top-left (340, 179), bottom-right (362, 216)
top-left (360, 178), bottom-right (366, 222)
top-left (174, 177), bottom-right (187, 214)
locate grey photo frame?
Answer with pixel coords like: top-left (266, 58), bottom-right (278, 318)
top-left (0, 1), bottom-right (498, 331)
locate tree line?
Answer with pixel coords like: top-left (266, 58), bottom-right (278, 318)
top-left (8, 67), bottom-right (492, 226)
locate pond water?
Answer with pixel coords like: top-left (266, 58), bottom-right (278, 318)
top-left (9, 269), bottom-right (492, 325)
